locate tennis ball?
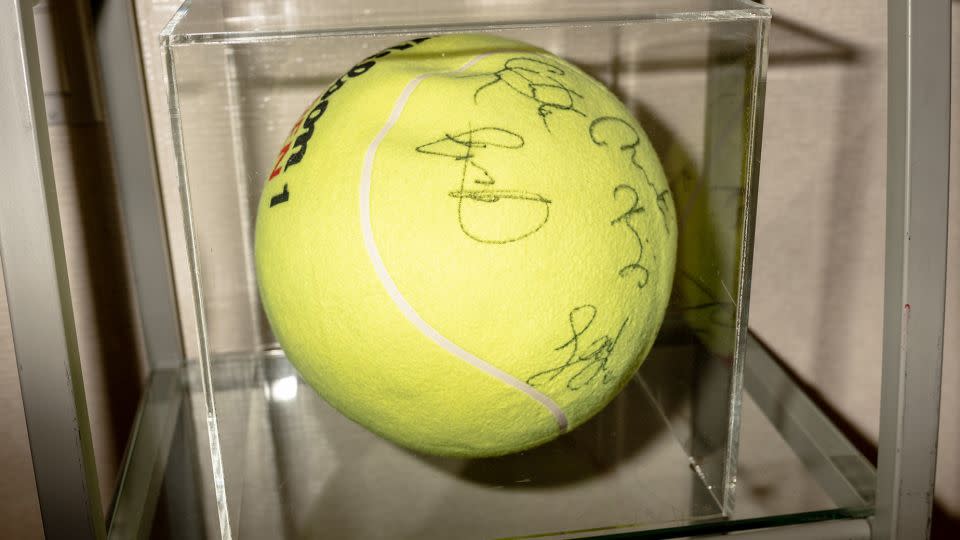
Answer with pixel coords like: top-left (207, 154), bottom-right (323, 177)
top-left (255, 34), bottom-right (676, 457)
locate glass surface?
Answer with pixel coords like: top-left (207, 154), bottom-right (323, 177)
top-left (108, 335), bottom-right (875, 539)
top-left (165, 0), bottom-right (768, 42)
top-left (161, 1), bottom-right (770, 537)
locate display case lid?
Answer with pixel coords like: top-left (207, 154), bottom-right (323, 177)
top-left (161, 0), bottom-right (771, 45)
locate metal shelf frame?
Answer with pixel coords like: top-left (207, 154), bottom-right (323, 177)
top-left (876, 1), bottom-right (951, 538)
top-left (0, 0), bottom-right (949, 539)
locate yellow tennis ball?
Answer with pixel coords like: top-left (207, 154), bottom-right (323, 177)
top-left (255, 34), bottom-right (676, 457)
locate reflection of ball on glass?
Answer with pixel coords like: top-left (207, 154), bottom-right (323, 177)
top-left (254, 33), bottom-right (676, 457)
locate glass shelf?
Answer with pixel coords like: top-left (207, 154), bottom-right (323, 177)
top-left (108, 334), bottom-right (874, 539)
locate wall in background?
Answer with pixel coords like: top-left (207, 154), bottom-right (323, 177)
top-left (752, 2), bottom-right (960, 527)
top-left (0, 1), bottom-right (956, 537)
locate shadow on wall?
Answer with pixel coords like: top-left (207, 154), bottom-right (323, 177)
top-left (753, 333), bottom-right (960, 539)
top-left (766, 8), bottom-right (960, 540)
top-left (40, 0), bottom-right (145, 512)
top-left (763, 12), bottom-right (874, 461)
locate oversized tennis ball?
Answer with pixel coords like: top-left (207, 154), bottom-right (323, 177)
top-left (255, 34), bottom-right (676, 457)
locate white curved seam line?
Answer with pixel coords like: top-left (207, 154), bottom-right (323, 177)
top-left (359, 53), bottom-right (569, 433)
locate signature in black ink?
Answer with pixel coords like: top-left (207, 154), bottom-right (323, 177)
top-left (589, 117), bottom-right (672, 234)
top-left (416, 127), bottom-right (552, 244)
top-left (675, 268), bottom-right (736, 341)
top-left (474, 57), bottom-right (586, 131)
top-left (611, 184), bottom-right (650, 289)
top-left (527, 305), bottom-right (629, 391)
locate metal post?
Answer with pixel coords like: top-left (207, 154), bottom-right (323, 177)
top-left (0, 1), bottom-right (104, 538)
top-left (93, 0), bottom-right (184, 370)
top-left (876, 1), bottom-right (951, 539)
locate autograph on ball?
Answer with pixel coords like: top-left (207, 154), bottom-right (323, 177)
top-left (416, 127), bottom-right (552, 244)
top-left (527, 305), bottom-right (629, 391)
top-left (473, 57), bottom-right (586, 131)
top-left (611, 184), bottom-right (651, 289)
top-left (590, 116), bottom-right (672, 235)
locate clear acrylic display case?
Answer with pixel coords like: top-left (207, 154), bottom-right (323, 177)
top-left (161, 1), bottom-right (771, 538)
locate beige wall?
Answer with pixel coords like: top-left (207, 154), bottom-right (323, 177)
top-left (753, 2), bottom-right (960, 528)
top-left (0, 1), bottom-right (956, 537)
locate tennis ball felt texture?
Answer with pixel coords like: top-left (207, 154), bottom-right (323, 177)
top-left (255, 34), bottom-right (677, 457)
